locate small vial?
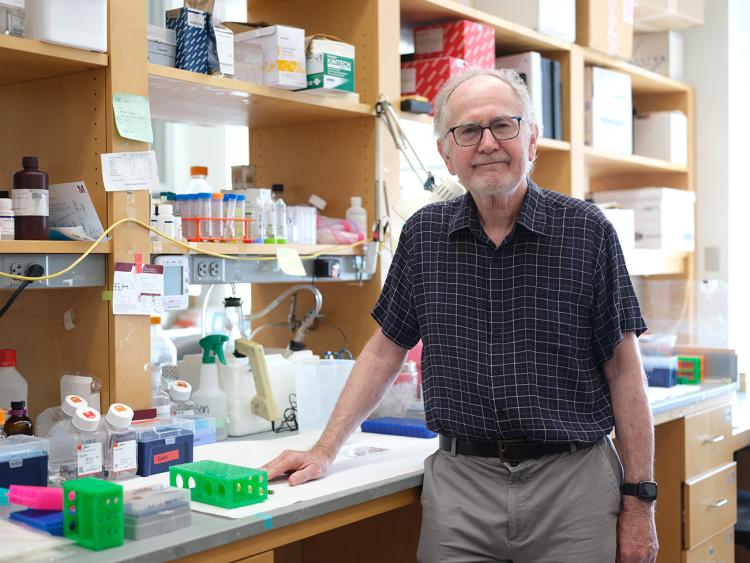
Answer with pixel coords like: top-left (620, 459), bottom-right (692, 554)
top-left (234, 194), bottom-right (246, 239)
top-left (4, 401), bottom-right (32, 436)
top-left (211, 193), bottom-right (224, 239)
top-left (169, 380), bottom-right (195, 417)
top-left (103, 403), bottom-right (138, 481)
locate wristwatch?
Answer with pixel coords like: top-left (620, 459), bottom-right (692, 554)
top-left (622, 481), bottom-right (658, 502)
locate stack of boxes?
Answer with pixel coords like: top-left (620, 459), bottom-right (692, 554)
top-left (401, 20), bottom-right (495, 114)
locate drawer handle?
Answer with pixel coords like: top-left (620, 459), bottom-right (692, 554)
top-left (704, 434), bottom-right (726, 444)
top-left (710, 498), bottom-right (728, 508)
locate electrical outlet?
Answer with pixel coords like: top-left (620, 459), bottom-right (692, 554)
top-left (196, 261), bottom-right (209, 279)
top-left (209, 261), bottom-right (221, 278)
top-left (10, 263), bottom-right (24, 276)
top-left (194, 258), bottom-right (223, 282)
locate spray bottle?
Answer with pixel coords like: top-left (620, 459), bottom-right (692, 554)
top-left (192, 335), bottom-right (229, 441)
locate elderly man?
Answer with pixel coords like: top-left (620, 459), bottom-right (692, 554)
top-left (263, 68), bottom-right (658, 563)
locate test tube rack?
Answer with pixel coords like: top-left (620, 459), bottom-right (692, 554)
top-left (169, 460), bottom-right (268, 509)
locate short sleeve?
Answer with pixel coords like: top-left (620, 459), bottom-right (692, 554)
top-left (590, 220), bottom-right (648, 364)
top-left (371, 223), bottom-right (420, 349)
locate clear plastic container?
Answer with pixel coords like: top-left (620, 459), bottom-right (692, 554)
top-left (223, 297), bottom-right (248, 357)
top-left (345, 196), bottom-right (368, 238)
top-left (210, 193), bottom-right (223, 238)
top-left (371, 361), bottom-right (419, 419)
top-left (50, 407), bottom-right (105, 484)
top-left (132, 418), bottom-right (193, 476)
top-left (151, 317), bottom-right (177, 418)
top-left (47, 395), bottom-right (88, 485)
top-left (169, 380), bottom-right (195, 417)
top-left (222, 193), bottom-right (236, 239)
top-left (103, 403), bottom-right (138, 481)
top-left (123, 485), bottom-right (191, 540)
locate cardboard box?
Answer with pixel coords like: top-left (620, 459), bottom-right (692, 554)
top-left (597, 205), bottom-right (636, 249)
top-left (147, 25), bottom-right (176, 67)
top-left (473, 0), bottom-right (575, 43)
top-left (234, 25), bottom-right (306, 90)
top-left (166, 7), bottom-right (210, 73)
top-left (234, 39), bottom-right (263, 84)
top-left (591, 187), bottom-right (695, 251)
top-left (634, 0), bottom-right (704, 31)
top-left (413, 20), bottom-right (495, 69)
top-left (401, 57), bottom-right (468, 112)
top-left (305, 38), bottom-right (355, 94)
top-left (0, 0), bottom-right (24, 37)
top-left (631, 31), bottom-right (683, 80)
top-left (577, 0), bottom-right (634, 59)
top-left (213, 26), bottom-right (234, 76)
top-left (584, 66), bottom-right (632, 154)
top-left (634, 111), bottom-right (688, 165)
top-left (495, 52), bottom-right (543, 131)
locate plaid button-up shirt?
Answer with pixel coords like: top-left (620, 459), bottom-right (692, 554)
top-left (372, 180), bottom-right (647, 443)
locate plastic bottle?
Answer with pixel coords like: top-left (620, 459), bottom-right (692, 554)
top-left (3, 401), bottom-right (32, 436)
top-left (0, 349), bottom-right (27, 410)
top-left (0, 196), bottom-right (14, 240)
top-left (151, 317), bottom-right (177, 418)
top-left (264, 184), bottom-right (287, 243)
top-left (12, 156), bottom-right (49, 240)
top-left (157, 203), bottom-right (175, 238)
top-left (103, 403), bottom-right (137, 481)
top-left (223, 297), bottom-right (249, 357)
top-left (192, 335), bottom-right (229, 441)
top-left (187, 166), bottom-right (212, 194)
top-left (169, 380), bottom-right (195, 417)
top-left (248, 190), bottom-right (266, 243)
top-left (69, 407), bottom-right (105, 481)
top-left (48, 395), bottom-right (89, 485)
top-left (345, 196), bottom-right (368, 238)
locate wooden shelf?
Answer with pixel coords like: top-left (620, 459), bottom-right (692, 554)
top-left (625, 249), bottom-right (689, 276)
top-left (0, 240), bottom-right (112, 254)
top-left (0, 35), bottom-right (108, 87)
top-left (400, 0), bottom-right (570, 53)
top-left (585, 146), bottom-right (688, 179)
top-left (583, 49), bottom-right (690, 95)
top-left (537, 138), bottom-right (570, 153)
top-left (147, 64), bottom-right (373, 127)
top-left (151, 241), bottom-right (364, 257)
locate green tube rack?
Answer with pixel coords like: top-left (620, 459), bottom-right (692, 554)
top-left (169, 460), bottom-right (269, 509)
top-left (63, 478), bottom-right (124, 551)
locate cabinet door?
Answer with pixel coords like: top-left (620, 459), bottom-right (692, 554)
top-left (683, 526), bottom-right (734, 563)
top-left (684, 404), bottom-right (733, 479)
top-left (683, 462), bottom-right (737, 549)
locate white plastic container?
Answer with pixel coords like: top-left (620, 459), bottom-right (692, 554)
top-left (47, 395), bottom-right (88, 485)
top-left (0, 198), bottom-right (14, 240)
top-left (345, 197), bottom-right (368, 238)
top-left (25, 0), bottom-right (108, 53)
top-left (103, 403), bottom-right (137, 481)
top-left (157, 203), bottom-right (176, 238)
top-left (293, 359), bottom-right (355, 433)
top-left (0, 349), bottom-right (27, 410)
top-left (220, 356), bottom-right (269, 436)
top-left (193, 336), bottom-right (229, 441)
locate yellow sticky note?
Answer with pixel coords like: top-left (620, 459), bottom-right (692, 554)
top-left (276, 247), bottom-right (307, 276)
top-left (113, 93), bottom-right (154, 143)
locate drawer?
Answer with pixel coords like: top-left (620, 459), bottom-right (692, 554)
top-left (683, 526), bottom-right (734, 563)
top-left (684, 404), bottom-right (733, 479)
top-left (683, 462), bottom-right (737, 549)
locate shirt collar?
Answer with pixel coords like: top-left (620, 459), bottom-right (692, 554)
top-left (448, 179), bottom-right (549, 236)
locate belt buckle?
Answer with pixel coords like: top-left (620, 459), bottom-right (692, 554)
top-left (497, 439), bottom-right (529, 462)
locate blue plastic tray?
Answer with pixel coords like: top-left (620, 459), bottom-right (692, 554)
top-left (361, 417), bottom-right (437, 439)
top-left (10, 508), bottom-right (64, 536)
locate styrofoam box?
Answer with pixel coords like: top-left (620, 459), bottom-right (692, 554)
top-left (634, 111), bottom-right (688, 165)
top-left (473, 0), bottom-right (575, 43)
top-left (584, 66), bottom-right (633, 155)
top-left (632, 31), bottom-right (684, 80)
top-left (597, 206), bottom-right (636, 249)
top-left (25, 0), bottom-right (107, 53)
top-left (591, 188), bottom-right (695, 251)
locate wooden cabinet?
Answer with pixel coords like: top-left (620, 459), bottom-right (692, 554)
top-left (684, 404), bottom-right (734, 480)
top-left (684, 526), bottom-right (735, 563)
top-left (684, 462), bottom-right (737, 549)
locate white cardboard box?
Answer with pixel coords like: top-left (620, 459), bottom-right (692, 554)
top-left (585, 66), bottom-right (633, 155)
top-left (591, 188), bottom-right (695, 251)
top-left (632, 31), bottom-right (684, 80)
top-left (634, 111), bottom-right (688, 165)
top-left (473, 0), bottom-right (576, 43)
top-left (234, 25), bottom-right (306, 90)
top-left (214, 26), bottom-right (235, 77)
top-left (597, 206), bottom-right (636, 249)
top-left (25, 0), bottom-right (107, 52)
top-left (305, 38), bottom-right (356, 94)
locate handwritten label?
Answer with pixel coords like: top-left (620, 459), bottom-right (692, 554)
top-left (113, 93), bottom-right (154, 143)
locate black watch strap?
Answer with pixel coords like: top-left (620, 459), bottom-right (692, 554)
top-left (622, 481), bottom-right (658, 501)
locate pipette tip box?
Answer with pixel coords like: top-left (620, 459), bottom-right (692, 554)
top-left (123, 485), bottom-right (191, 540)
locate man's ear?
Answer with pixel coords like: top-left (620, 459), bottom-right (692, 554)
top-left (437, 138), bottom-right (456, 176)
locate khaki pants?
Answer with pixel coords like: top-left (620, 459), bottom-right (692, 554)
top-left (417, 437), bottom-right (623, 563)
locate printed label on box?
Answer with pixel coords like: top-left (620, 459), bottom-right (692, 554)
top-left (401, 68), bottom-right (416, 94)
top-left (113, 440), bottom-right (137, 472)
top-left (416, 28), bottom-right (445, 55)
top-left (187, 10), bottom-right (204, 28)
top-left (154, 449), bottom-right (180, 465)
top-left (76, 441), bottom-right (103, 476)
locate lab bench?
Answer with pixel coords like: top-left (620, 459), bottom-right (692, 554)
top-left (62, 383), bottom-right (740, 563)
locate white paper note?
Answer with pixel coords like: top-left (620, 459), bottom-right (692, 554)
top-left (48, 181), bottom-right (105, 240)
top-left (276, 247), bottom-right (307, 276)
top-left (101, 150), bottom-right (160, 192)
top-left (112, 262), bottom-right (164, 315)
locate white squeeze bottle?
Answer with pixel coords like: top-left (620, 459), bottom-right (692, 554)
top-left (345, 196), bottom-right (368, 239)
top-left (192, 335), bottom-right (229, 441)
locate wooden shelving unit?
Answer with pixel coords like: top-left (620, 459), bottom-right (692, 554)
top-left (0, 240), bottom-right (112, 254)
top-left (151, 241), bottom-right (364, 257)
top-left (585, 146), bottom-right (689, 178)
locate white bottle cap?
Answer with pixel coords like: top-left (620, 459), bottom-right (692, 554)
top-left (351, 196), bottom-right (362, 207)
top-left (62, 394), bottom-right (88, 417)
top-left (72, 407), bottom-right (101, 432)
top-left (169, 379), bottom-right (192, 401)
top-left (308, 194), bottom-right (327, 211)
top-left (160, 204), bottom-right (174, 216)
top-left (106, 403), bottom-right (134, 429)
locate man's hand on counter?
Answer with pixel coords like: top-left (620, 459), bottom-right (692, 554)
top-left (261, 444), bottom-right (336, 486)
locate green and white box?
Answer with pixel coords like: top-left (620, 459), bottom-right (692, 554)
top-left (306, 38), bottom-right (355, 93)
top-left (234, 25), bottom-right (306, 90)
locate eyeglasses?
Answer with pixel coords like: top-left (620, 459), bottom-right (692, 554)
top-left (447, 116), bottom-right (523, 147)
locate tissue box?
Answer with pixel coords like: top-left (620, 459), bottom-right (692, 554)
top-left (473, 0), bottom-right (575, 43)
top-left (585, 66), bottom-right (633, 154)
top-left (413, 20), bottom-right (495, 69)
top-left (401, 57), bottom-right (468, 112)
top-left (577, 0), bottom-right (634, 59)
top-left (634, 111), bottom-right (688, 164)
top-left (234, 25), bottom-right (306, 90)
top-left (305, 38), bottom-right (355, 93)
top-left (166, 7), bottom-right (209, 73)
top-left (147, 25), bottom-right (176, 67)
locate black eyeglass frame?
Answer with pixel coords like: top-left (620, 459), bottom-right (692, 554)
top-left (446, 116), bottom-right (524, 147)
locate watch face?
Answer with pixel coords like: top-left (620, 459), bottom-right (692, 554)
top-left (639, 481), bottom-right (658, 501)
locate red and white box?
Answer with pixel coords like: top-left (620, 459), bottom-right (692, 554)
top-left (413, 20), bottom-right (495, 69)
top-left (401, 57), bottom-right (468, 112)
